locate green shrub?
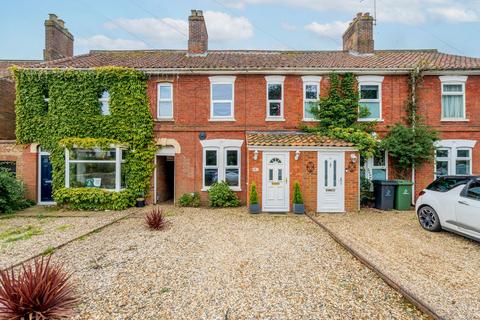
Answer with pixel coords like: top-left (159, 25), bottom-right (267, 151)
top-left (249, 183), bottom-right (259, 205)
top-left (208, 181), bottom-right (240, 208)
top-left (53, 188), bottom-right (135, 211)
top-left (178, 192), bottom-right (200, 207)
top-left (0, 170), bottom-right (33, 214)
top-left (293, 181), bottom-right (304, 204)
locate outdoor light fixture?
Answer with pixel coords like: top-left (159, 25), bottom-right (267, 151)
top-left (253, 150), bottom-right (259, 160)
top-left (295, 150), bottom-right (300, 160)
top-left (350, 154), bottom-right (357, 163)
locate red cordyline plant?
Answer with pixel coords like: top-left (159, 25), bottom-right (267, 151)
top-left (0, 256), bottom-right (78, 320)
top-left (145, 207), bottom-right (166, 230)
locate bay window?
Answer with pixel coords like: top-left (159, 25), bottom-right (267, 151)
top-left (358, 76), bottom-right (383, 121)
top-left (65, 147), bottom-right (125, 191)
top-left (265, 76), bottom-right (285, 120)
top-left (302, 76), bottom-right (321, 121)
top-left (157, 83), bottom-right (173, 120)
top-left (209, 76), bottom-right (236, 120)
top-left (440, 76), bottom-right (467, 121)
top-left (201, 139), bottom-right (243, 190)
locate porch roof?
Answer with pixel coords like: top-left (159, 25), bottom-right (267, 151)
top-left (246, 131), bottom-right (354, 147)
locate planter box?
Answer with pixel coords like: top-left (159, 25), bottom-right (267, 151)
top-left (249, 203), bottom-right (260, 214)
top-left (293, 203), bottom-right (304, 214)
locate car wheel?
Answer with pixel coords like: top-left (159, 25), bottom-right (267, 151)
top-left (417, 205), bottom-right (442, 232)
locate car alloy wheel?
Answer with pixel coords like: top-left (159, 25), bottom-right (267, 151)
top-left (418, 206), bottom-right (441, 231)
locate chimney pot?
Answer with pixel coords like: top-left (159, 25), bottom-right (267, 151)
top-left (342, 11), bottom-right (374, 55)
top-left (188, 9), bottom-right (208, 56)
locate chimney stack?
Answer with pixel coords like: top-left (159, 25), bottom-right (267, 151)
top-left (342, 12), bottom-right (374, 55)
top-left (44, 14), bottom-right (74, 61)
top-left (188, 10), bottom-right (208, 56)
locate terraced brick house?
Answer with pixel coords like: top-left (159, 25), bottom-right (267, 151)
top-left (3, 10), bottom-right (480, 213)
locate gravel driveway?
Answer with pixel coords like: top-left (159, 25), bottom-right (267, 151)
top-left (315, 210), bottom-right (480, 320)
top-left (44, 206), bottom-right (427, 319)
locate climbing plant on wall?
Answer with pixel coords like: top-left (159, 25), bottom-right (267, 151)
top-left (12, 66), bottom-right (155, 210)
top-left (302, 72), bottom-right (379, 158)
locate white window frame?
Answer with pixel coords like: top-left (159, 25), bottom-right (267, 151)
top-left (209, 76), bottom-right (236, 121)
top-left (434, 139), bottom-right (476, 178)
top-left (201, 139), bottom-right (244, 191)
top-left (99, 90), bottom-right (110, 116)
top-left (157, 83), bottom-right (173, 120)
top-left (358, 75), bottom-right (384, 122)
top-left (440, 76), bottom-right (468, 122)
top-left (65, 147), bottom-right (125, 191)
top-left (302, 76), bottom-right (322, 121)
top-left (265, 75), bottom-right (285, 121)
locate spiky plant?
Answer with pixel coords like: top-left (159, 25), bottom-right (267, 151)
top-left (145, 207), bottom-right (166, 230)
top-left (0, 256), bottom-right (78, 319)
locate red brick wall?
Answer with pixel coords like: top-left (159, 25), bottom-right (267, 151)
top-left (0, 143), bottom-right (37, 201)
top-left (0, 78), bottom-right (16, 140)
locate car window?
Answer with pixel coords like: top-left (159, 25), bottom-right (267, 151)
top-left (465, 180), bottom-right (480, 200)
top-left (426, 177), bottom-right (470, 192)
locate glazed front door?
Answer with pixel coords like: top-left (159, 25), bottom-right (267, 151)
top-left (317, 152), bottom-right (345, 212)
top-left (263, 152), bottom-right (289, 212)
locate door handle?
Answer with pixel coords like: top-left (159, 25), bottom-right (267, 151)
top-left (458, 200), bottom-right (469, 206)
top-left (339, 177), bottom-right (343, 186)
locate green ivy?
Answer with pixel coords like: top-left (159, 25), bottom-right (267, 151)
top-left (12, 67), bottom-right (155, 210)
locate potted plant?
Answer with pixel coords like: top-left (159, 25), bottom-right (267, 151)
top-left (293, 181), bottom-right (304, 214)
top-left (249, 183), bottom-right (260, 214)
top-left (136, 191), bottom-right (146, 208)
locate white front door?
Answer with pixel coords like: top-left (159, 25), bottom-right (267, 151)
top-left (263, 152), bottom-right (289, 212)
top-left (317, 152), bottom-right (345, 212)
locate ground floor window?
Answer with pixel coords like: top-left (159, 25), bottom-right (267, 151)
top-left (65, 147), bottom-right (125, 191)
top-left (361, 150), bottom-right (388, 181)
top-left (201, 139), bottom-right (243, 190)
top-left (0, 161), bottom-right (16, 176)
top-left (435, 147), bottom-right (472, 177)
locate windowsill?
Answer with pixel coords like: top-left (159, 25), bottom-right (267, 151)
top-left (302, 118), bottom-right (320, 122)
top-left (201, 186), bottom-right (242, 192)
top-left (209, 118), bottom-right (236, 122)
top-left (265, 117), bottom-right (285, 122)
top-left (440, 118), bottom-right (469, 122)
top-left (358, 118), bottom-right (384, 122)
top-left (156, 118), bottom-right (174, 122)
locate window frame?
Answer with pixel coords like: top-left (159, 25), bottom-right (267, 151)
top-left (439, 76), bottom-right (468, 122)
top-left (209, 76), bottom-right (236, 121)
top-left (99, 90), bottom-right (111, 116)
top-left (265, 75), bottom-right (285, 121)
top-left (435, 148), bottom-right (450, 178)
top-left (362, 150), bottom-right (388, 182)
top-left (65, 147), bottom-right (125, 191)
top-left (302, 76), bottom-right (321, 121)
top-left (224, 148), bottom-right (240, 188)
top-left (357, 76), bottom-right (384, 122)
top-left (434, 139), bottom-right (474, 178)
top-left (203, 148), bottom-right (219, 188)
top-left (157, 82), bottom-right (174, 120)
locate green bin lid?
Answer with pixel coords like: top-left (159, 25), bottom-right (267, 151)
top-left (393, 180), bottom-right (413, 186)
top-left (372, 180), bottom-right (398, 186)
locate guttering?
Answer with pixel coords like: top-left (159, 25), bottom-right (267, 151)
top-left (246, 145), bottom-right (358, 152)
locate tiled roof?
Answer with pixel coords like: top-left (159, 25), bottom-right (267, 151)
top-left (246, 132), bottom-right (355, 147)
top-left (26, 49), bottom-right (480, 71)
top-left (0, 60), bottom-right (41, 78)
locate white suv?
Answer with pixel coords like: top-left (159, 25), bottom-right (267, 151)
top-left (415, 176), bottom-right (480, 242)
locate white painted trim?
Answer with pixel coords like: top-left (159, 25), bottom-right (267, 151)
top-left (301, 76), bottom-right (322, 83)
top-left (357, 75), bottom-right (384, 83)
top-left (358, 76), bottom-right (383, 121)
top-left (439, 75), bottom-right (468, 83)
top-left (265, 76), bottom-right (285, 120)
top-left (200, 139), bottom-right (244, 148)
top-left (302, 76), bottom-right (321, 121)
top-left (156, 146), bottom-right (176, 156)
top-left (262, 151), bottom-right (290, 212)
top-left (434, 140), bottom-right (476, 178)
top-left (209, 75), bottom-right (237, 83)
top-left (264, 75), bottom-right (285, 83)
top-left (434, 139), bottom-right (477, 149)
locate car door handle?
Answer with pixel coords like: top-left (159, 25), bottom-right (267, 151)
top-left (458, 200), bottom-right (469, 206)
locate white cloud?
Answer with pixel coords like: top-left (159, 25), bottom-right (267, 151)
top-left (76, 35), bottom-right (148, 50)
top-left (103, 11), bottom-right (253, 48)
top-left (281, 22), bottom-right (297, 31)
top-left (429, 7), bottom-right (479, 22)
top-left (305, 21), bottom-right (349, 39)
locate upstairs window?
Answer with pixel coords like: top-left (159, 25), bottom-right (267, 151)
top-left (265, 76), bottom-right (285, 120)
top-left (358, 76), bottom-right (383, 121)
top-left (302, 76), bottom-right (321, 121)
top-left (209, 76), bottom-right (236, 120)
top-left (440, 76), bottom-right (467, 121)
top-left (157, 83), bottom-right (173, 120)
top-left (99, 91), bottom-right (110, 115)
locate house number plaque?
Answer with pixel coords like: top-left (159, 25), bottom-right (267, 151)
top-left (252, 167), bottom-right (259, 172)
top-left (306, 161), bottom-right (315, 174)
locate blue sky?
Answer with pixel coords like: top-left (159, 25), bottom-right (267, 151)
top-left (1, 0), bottom-right (480, 60)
